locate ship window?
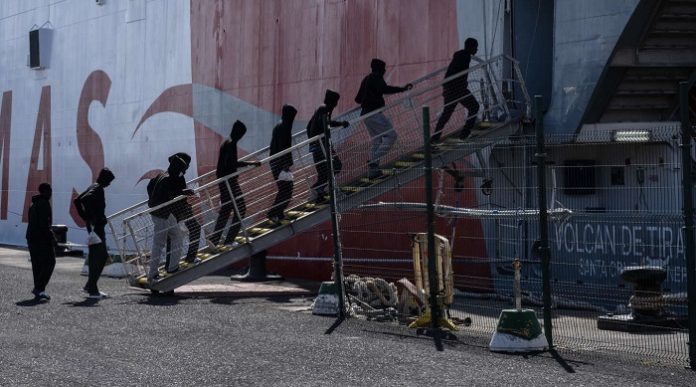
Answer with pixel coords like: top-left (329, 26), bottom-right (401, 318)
top-left (610, 167), bottom-right (625, 186)
top-left (563, 160), bottom-right (596, 195)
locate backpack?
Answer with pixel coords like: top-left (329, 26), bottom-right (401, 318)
top-left (73, 189), bottom-right (92, 223)
top-left (146, 173), bottom-right (166, 208)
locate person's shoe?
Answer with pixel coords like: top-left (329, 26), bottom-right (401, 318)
top-left (205, 238), bottom-right (218, 251)
top-left (307, 188), bottom-right (319, 202)
top-left (367, 162), bottom-right (384, 179)
top-left (31, 289), bottom-right (41, 298)
top-left (82, 286), bottom-right (89, 294)
top-left (222, 240), bottom-right (240, 248)
top-left (268, 215), bottom-right (280, 225)
top-left (313, 194), bottom-right (329, 204)
top-left (37, 291), bottom-right (51, 300)
top-left (87, 291), bottom-right (108, 300)
top-left (309, 189), bottom-right (327, 203)
top-left (184, 257), bottom-right (202, 264)
top-left (147, 275), bottom-right (160, 286)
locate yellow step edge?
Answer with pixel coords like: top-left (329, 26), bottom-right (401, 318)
top-left (394, 161), bottom-right (418, 168)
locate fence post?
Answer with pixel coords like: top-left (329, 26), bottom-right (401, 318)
top-left (422, 106), bottom-right (444, 351)
top-left (534, 95), bottom-right (553, 348)
top-left (679, 81), bottom-right (696, 369)
top-left (323, 114), bottom-right (346, 320)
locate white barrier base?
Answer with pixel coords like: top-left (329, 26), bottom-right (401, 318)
top-left (489, 331), bottom-right (549, 353)
top-left (312, 294), bottom-right (339, 316)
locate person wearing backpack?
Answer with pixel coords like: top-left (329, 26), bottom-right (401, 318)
top-left (74, 168), bottom-right (115, 299)
top-left (146, 155), bottom-right (189, 283)
top-left (26, 182), bottom-right (56, 301)
top-left (167, 152), bottom-right (201, 264)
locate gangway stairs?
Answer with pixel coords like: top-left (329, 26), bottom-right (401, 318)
top-left (107, 55), bottom-right (531, 293)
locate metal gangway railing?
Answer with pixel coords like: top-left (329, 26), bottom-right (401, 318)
top-left (106, 54), bottom-right (531, 292)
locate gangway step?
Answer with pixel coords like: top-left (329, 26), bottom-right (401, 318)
top-left (286, 210), bottom-right (310, 218)
top-left (394, 161), bottom-right (419, 168)
top-left (248, 227), bottom-right (273, 235)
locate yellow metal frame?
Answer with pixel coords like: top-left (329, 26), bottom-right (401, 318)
top-left (409, 233), bottom-right (458, 331)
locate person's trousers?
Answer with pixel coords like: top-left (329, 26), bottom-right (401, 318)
top-left (364, 112), bottom-right (397, 165)
top-left (432, 88), bottom-right (480, 141)
top-left (148, 214), bottom-right (184, 280)
top-left (268, 169), bottom-right (294, 219)
top-left (210, 179), bottom-right (246, 245)
top-left (165, 203), bottom-right (200, 265)
top-left (29, 243), bottom-right (55, 293)
top-left (311, 148), bottom-right (328, 194)
top-left (85, 224), bottom-right (108, 293)
top-left (183, 216), bottom-right (201, 261)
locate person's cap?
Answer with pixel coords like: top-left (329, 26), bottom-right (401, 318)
top-left (169, 152), bottom-right (191, 167)
top-left (168, 154), bottom-right (187, 170)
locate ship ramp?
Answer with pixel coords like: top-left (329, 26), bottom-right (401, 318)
top-left (106, 55), bottom-right (531, 293)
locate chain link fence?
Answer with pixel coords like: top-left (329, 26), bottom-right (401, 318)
top-left (335, 112), bottom-right (695, 366)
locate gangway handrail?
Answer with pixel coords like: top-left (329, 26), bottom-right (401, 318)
top-left (106, 55), bottom-right (510, 221)
top-left (120, 130), bottom-right (330, 223)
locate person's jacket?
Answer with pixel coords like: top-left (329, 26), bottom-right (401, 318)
top-left (26, 195), bottom-right (55, 246)
top-left (306, 106), bottom-right (342, 152)
top-left (216, 140), bottom-right (254, 179)
top-left (443, 50), bottom-right (472, 90)
top-left (78, 183), bottom-right (107, 228)
top-left (355, 72), bottom-right (407, 115)
top-left (149, 172), bottom-right (184, 219)
top-left (269, 121), bottom-right (293, 175)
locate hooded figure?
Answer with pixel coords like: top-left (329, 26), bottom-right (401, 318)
top-left (210, 120), bottom-right (261, 246)
top-left (267, 104), bottom-right (298, 222)
top-left (169, 152), bottom-right (192, 170)
top-left (165, 152), bottom-right (201, 264)
top-left (146, 156), bottom-right (189, 283)
top-left (216, 121), bottom-right (253, 179)
top-left (270, 104), bottom-right (297, 176)
top-left (431, 37), bottom-right (480, 142)
top-left (371, 58), bottom-right (386, 76)
top-left (305, 90), bottom-right (349, 202)
top-left (76, 168), bottom-right (116, 298)
top-left (355, 58), bottom-right (412, 179)
top-left (26, 182), bottom-right (55, 300)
